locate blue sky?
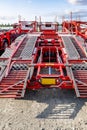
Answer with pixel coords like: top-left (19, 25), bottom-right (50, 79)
top-left (0, 0), bottom-right (87, 24)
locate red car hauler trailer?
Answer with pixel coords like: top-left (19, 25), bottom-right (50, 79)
top-left (0, 21), bottom-right (87, 98)
top-left (0, 21), bottom-right (37, 51)
top-left (62, 20), bottom-right (87, 41)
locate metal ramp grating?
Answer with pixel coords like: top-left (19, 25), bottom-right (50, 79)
top-left (62, 36), bottom-right (80, 60)
top-left (70, 37), bottom-right (86, 58)
top-left (13, 37), bottom-right (28, 58)
top-left (13, 36), bottom-right (37, 59)
top-left (20, 36), bottom-right (37, 59)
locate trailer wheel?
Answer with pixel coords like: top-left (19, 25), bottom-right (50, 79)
top-left (2, 39), bottom-right (9, 50)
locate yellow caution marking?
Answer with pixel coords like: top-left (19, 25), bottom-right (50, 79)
top-left (41, 78), bottom-right (56, 85)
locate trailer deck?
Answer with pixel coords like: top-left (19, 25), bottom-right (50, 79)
top-left (0, 22), bottom-right (87, 98)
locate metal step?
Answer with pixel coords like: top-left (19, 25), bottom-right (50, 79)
top-left (0, 62), bottom-right (32, 98)
top-left (72, 64), bottom-right (87, 98)
top-left (73, 70), bottom-right (87, 98)
top-left (0, 70), bottom-right (27, 98)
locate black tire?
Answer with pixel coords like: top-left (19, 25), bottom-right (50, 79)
top-left (2, 39), bottom-right (9, 49)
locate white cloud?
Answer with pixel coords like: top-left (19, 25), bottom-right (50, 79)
top-left (43, 9), bottom-right (87, 22)
top-left (63, 9), bottom-right (87, 21)
top-left (68, 0), bottom-right (77, 4)
top-left (72, 10), bottom-right (87, 18)
top-left (67, 0), bottom-right (87, 5)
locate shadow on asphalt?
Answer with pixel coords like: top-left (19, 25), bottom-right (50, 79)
top-left (23, 88), bottom-right (87, 119)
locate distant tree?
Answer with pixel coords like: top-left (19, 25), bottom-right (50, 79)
top-left (0, 23), bottom-right (12, 27)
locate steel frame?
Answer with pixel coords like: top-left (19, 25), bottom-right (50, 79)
top-left (0, 21), bottom-right (87, 98)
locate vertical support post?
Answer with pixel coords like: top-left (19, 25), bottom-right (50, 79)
top-left (49, 67), bottom-right (51, 75)
top-left (70, 11), bottom-right (73, 34)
